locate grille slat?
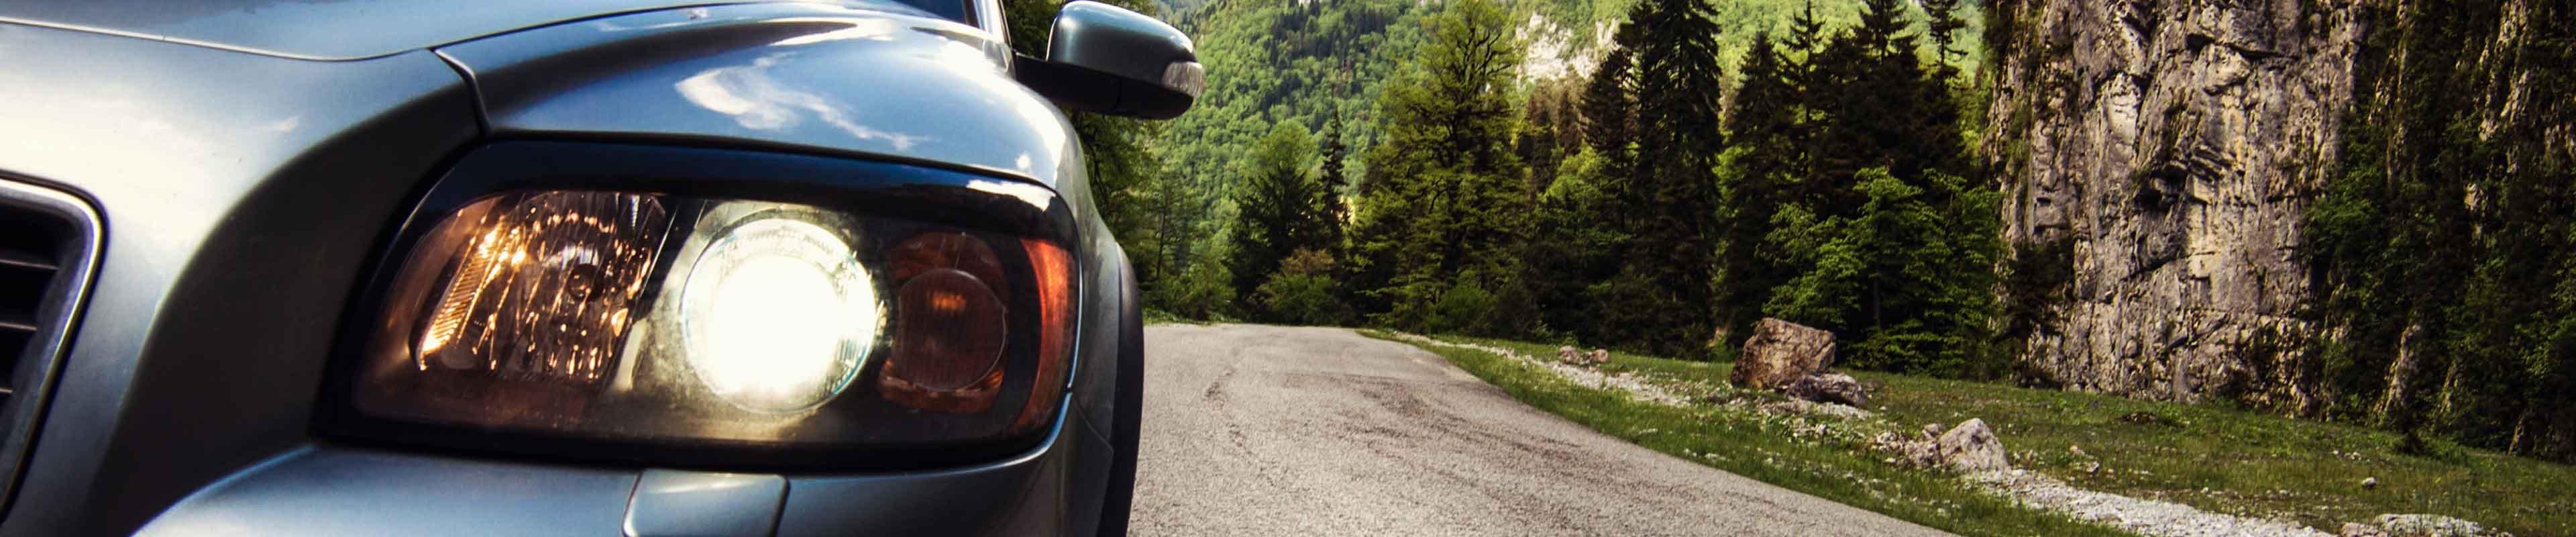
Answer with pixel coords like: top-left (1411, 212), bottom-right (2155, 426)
top-left (0, 179), bottom-right (98, 522)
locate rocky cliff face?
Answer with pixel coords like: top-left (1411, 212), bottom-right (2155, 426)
top-left (1982, 0), bottom-right (2363, 404)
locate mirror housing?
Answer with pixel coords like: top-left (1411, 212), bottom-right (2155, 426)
top-left (1014, 1), bottom-right (1201, 119)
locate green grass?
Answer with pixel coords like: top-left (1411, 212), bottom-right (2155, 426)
top-left (1362, 331), bottom-right (2133, 537)
top-left (1371, 332), bottom-right (2576, 537)
top-left (1864, 372), bottom-right (2576, 536)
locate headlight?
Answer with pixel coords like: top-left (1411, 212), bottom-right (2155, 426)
top-left (340, 189), bottom-right (1077, 457)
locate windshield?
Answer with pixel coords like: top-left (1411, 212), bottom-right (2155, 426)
top-left (888, 0), bottom-right (971, 24)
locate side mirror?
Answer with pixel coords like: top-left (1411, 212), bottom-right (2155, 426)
top-left (1014, 1), bottom-right (1201, 119)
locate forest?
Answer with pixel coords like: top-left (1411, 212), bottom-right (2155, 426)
top-left (1038, 0), bottom-right (2576, 462)
top-left (1118, 0), bottom-right (1996, 375)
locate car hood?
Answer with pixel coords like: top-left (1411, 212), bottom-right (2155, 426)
top-left (0, 0), bottom-right (932, 60)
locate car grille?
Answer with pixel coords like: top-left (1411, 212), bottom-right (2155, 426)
top-left (0, 179), bottom-right (99, 516)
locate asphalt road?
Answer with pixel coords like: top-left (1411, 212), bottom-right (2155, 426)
top-left (1128, 324), bottom-right (1949, 536)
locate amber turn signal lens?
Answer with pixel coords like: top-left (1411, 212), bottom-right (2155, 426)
top-left (882, 233), bottom-right (1010, 413)
top-left (883, 268), bottom-right (1008, 412)
top-left (1014, 238), bottom-right (1074, 431)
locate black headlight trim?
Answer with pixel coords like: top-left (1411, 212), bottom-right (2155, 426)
top-left (317, 140), bottom-right (1084, 471)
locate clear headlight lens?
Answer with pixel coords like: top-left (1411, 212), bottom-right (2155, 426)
top-left (415, 191), bottom-right (669, 387)
top-left (345, 190), bottom-right (1075, 452)
top-left (680, 217), bottom-right (879, 414)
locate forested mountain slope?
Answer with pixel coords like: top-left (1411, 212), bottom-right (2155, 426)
top-left (1145, 0), bottom-right (1980, 290)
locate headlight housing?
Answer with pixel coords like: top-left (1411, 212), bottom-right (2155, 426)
top-left (333, 181), bottom-right (1077, 465)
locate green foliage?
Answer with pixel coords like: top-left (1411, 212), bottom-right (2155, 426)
top-left (1152, 242), bottom-right (1237, 321)
top-left (1517, 76), bottom-right (1585, 196)
top-left (1763, 168), bottom-right (2001, 377)
top-left (1425, 280), bottom-right (1499, 335)
top-left (1157, 0), bottom-right (1429, 224)
top-left (1156, 0), bottom-right (2002, 370)
top-left (1711, 32), bottom-right (1806, 346)
top-left (1691, 0), bottom-right (1992, 377)
top-left (1560, 0), bottom-right (1737, 358)
top-left (1998, 236), bottom-right (2076, 364)
top-left (1348, 0), bottom-right (1532, 331)
top-left (1254, 248), bottom-right (1350, 326)
top-left (1805, 0), bottom-right (1966, 187)
top-left (1526, 150), bottom-right (1629, 343)
top-left (1226, 121), bottom-right (1335, 313)
top-left (1317, 121), bottom-right (1353, 232)
top-left (2304, 0), bottom-right (2576, 460)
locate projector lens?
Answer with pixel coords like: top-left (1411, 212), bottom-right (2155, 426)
top-left (678, 217), bottom-right (879, 414)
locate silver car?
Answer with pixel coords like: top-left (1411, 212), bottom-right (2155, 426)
top-left (0, 0), bottom-right (1197, 534)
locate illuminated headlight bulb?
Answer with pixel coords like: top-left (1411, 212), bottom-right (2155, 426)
top-left (679, 217), bottom-right (879, 413)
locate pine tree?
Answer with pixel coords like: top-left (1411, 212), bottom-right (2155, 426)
top-left (1921, 0), bottom-right (1970, 67)
top-left (1764, 168), bottom-right (2000, 376)
top-left (1318, 121), bottom-right (1352, 244)
top-left (1802, 0), bottom-right (1969, 213)
top-left (1741, 0), bottom-right (1992, 375)
top-left (1783, 0), bottom-right (1833, 189)
top-left (1527, 150), bottom-right (1628, 343)
top-left (1595, 0), bottom-right (1730, 356)
top-left (1226, 122), bottom-right (1326, 316)
top-left (1518, 93), bottom-right (1564, 198)
top-left (1579, 48), bottom-right (1636, 178)
top-left (1348, 0), bottom-right (1528, 330)
top-left (1711, 32), bottom-right (1804, 346)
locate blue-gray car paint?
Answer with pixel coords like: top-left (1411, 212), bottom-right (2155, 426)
top-left (0, 0), bottom-right (1144, 534)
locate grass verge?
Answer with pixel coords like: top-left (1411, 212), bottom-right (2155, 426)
top-left (1360, 330), bottom-right (2132, 536)
top-left (1372, 331), bottom-right (2576, 536)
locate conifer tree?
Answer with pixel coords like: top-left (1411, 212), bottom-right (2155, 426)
top-left (1227, 123), bottom-right (1328, 315)
top-left (1348, 0), bottom-right (1528, 330)
top-left (1737, 0), bottom-right (1995, 375)
top-left (1921, 0), bottom-right (1969, 66)
top-left (1318, 121), bottom-right (1352, 243)
top-left (1595, 0), bottom-right (1730, 356)
top-left (1711, 32), bottom-right (1804, 345)
top-left (1579, 49), bottom-right (1637, 179)
top-left (1764, 168), bottom-right (2000, 375)
top-left (1529, 150), bottom-right (1629, 343)
top-left (1518, 93), bottom-right (1565, 198)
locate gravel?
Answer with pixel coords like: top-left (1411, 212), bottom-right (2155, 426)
top-left (1968, 470), bottom-right (2335, 537)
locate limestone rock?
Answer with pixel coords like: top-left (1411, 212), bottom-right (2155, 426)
top-left (1730, 319), bottom-right (1835, 391)
top-left (1875, 419), bottom-right (2012, 473)
top-left (1783, 373), bottom-right (1869, 407)
top-left (1935, 418), bottom-right (2010, 473)
top-left (1760, 399), bottom-right (1874, 421)
top-left (1984, 0), bottom-right (2364, 405)
top-left (2353, 514), bottom-right (2496, 537)
top-left (1872, 432), bottom-right (1944, 470)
